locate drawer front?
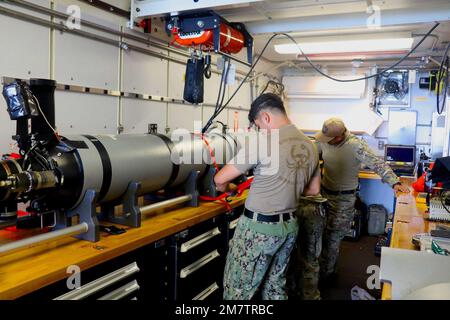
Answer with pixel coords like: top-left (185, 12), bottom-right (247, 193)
top-left (180, 227), bottom-right (222, 253)
top-left (19, 239), bottom-right (171, 302)
top-left (54, 262), bottom-right (140, 300)
top-left (176, 254), bottom-right (225, 300)
top-left (144, 239), bottom-right (172, 302)
top-left (168, 215), bottom-right (229, 301)
top-left (19, 246), bottom-right (148, 301)
top-left (174, 216), bottom-right (224, 244)
top-left (177, 228), bottom-right (226, 268)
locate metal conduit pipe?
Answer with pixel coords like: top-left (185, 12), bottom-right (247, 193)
top-left (2, 0), bottom-right (251, 78)
top-left (0, 194), bottom-right (193, 257)
top-left (139, 195), bottom-right (193, 216)
top-left (0, 5), bottom-right (191, 66)
top-left (6, 0), bottom-right (164, 48)
top-left (0, 194), bottom-right (191, 257)
top-left (0, 222), bottom-right (89, 257)
top-left (412, 33), bottom-right (440, 52)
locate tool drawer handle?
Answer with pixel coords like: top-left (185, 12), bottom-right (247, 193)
top-left (54, 262), bottom-right (140, 300)
top-left (192, 282), bottom-right (219, 300)
top-left (97, 280), bottom-right (140, 300)
top-left (180, 227), bottom-right (221, 253)
top-left (180, 250), bottom-right (220, 279)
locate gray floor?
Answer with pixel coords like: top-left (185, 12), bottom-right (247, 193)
top-left (320, 235), bottom-right (382, 300)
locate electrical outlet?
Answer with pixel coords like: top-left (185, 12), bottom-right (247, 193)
top-left (378, 140), bottom-right (385, 150)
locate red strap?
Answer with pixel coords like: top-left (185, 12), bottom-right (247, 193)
top-left (195, 133), bottom-right (220, 172)
top-left (199, 193), bottom-right (232, 211)
top-left (199, 178), bottom-right (254, 211)
top-left (195, 133), bottom-right (252, 211)
top-left (235, 177), bottom-right (253, 197)
top-left (9, 153), bottom-right (21, 159)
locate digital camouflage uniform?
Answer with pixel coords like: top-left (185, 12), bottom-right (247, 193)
top-left (318, 133), bottom-right (400, 277)
top-left (224, 213), bottom-right (298, 300)
top-left (223, 124), bottom-right (320, 300)
top-left (319, 189), bottom-right (356, 276)
top-left (288, 195), bottom-right (327, 300)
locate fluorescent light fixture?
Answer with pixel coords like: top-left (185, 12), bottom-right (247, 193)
top-left (287, 94), bottom-right (362, 99)
top-left (274, 37), bottom-right (414, 55)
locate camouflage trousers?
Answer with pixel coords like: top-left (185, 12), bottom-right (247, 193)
top-left (223, 213), bottom-right (298, 300)
top-left (319, 189), bottom-right (357, 276)
top-left (287, 197), bottom-right (326, 300)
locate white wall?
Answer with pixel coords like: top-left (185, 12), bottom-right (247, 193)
top-left (283, 72), bottom-right (383, 135)
top-left (0, 0), bottom-right (275, 155)
top-left (0, 0), bottom-right (51, 155)
top-left (283, 69), bottom-right (440, 157)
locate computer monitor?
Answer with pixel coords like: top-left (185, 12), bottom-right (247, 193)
top-left (430, 156), bottom-right (450, 185)
top-left (384, 145), bottom-right (416, 166)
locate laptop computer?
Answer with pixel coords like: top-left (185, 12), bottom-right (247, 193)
top-left (384, 145), bottom-right (416, 177)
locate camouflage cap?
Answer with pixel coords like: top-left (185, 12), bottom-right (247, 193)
top-left (314, 118), bottom-right (346, 143)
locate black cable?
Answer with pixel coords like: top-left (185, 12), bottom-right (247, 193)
top-left (216, 33), bottom-right (278, 114)
top-left (203, 58), bottom-right (231, 133)
top-left (260, 80), bottom-right (273, 95)
top-left (29, 150), bottom-right (48, 170)
top-left (205, 35), bottom-right (280, 131)
top-left (214, 57), bottom-right (228, 115)
top-left (218, 58), bottom-right (231, 112)
top-left (280, 23), bottom-right (440, 83)
top-left (437, 41), bottom-right (450, 114)
top-left (204, 58), bottom-right (229, 132)
top-left (203, 22), bottom-right (440, 131)
top-left (22, 142), bottom-right (39, 170)
top-left (261, 81), bottom-right (271, 94)
top-left (33, 149), bottom-right (51, 170)
top-left (213, 24), bottom-right (440, 125)
top-left (203, 33), bottom-right (279, 132)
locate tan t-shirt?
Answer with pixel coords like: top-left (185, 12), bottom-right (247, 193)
top-left (318, 132), bottom-right (400, 191)
top-left (232, 124), bottom-right (320, 215)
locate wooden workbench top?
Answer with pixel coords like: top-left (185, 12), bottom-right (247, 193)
top-left (381, 179), bottom-right (448, 300)
top-left (358, 171), bottom-right (381, 180)
top-left (0, 192), bottom-right (247, 300)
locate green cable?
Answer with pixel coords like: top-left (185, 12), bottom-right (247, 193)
top-left (431, 240), bottom-right (450, 256)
